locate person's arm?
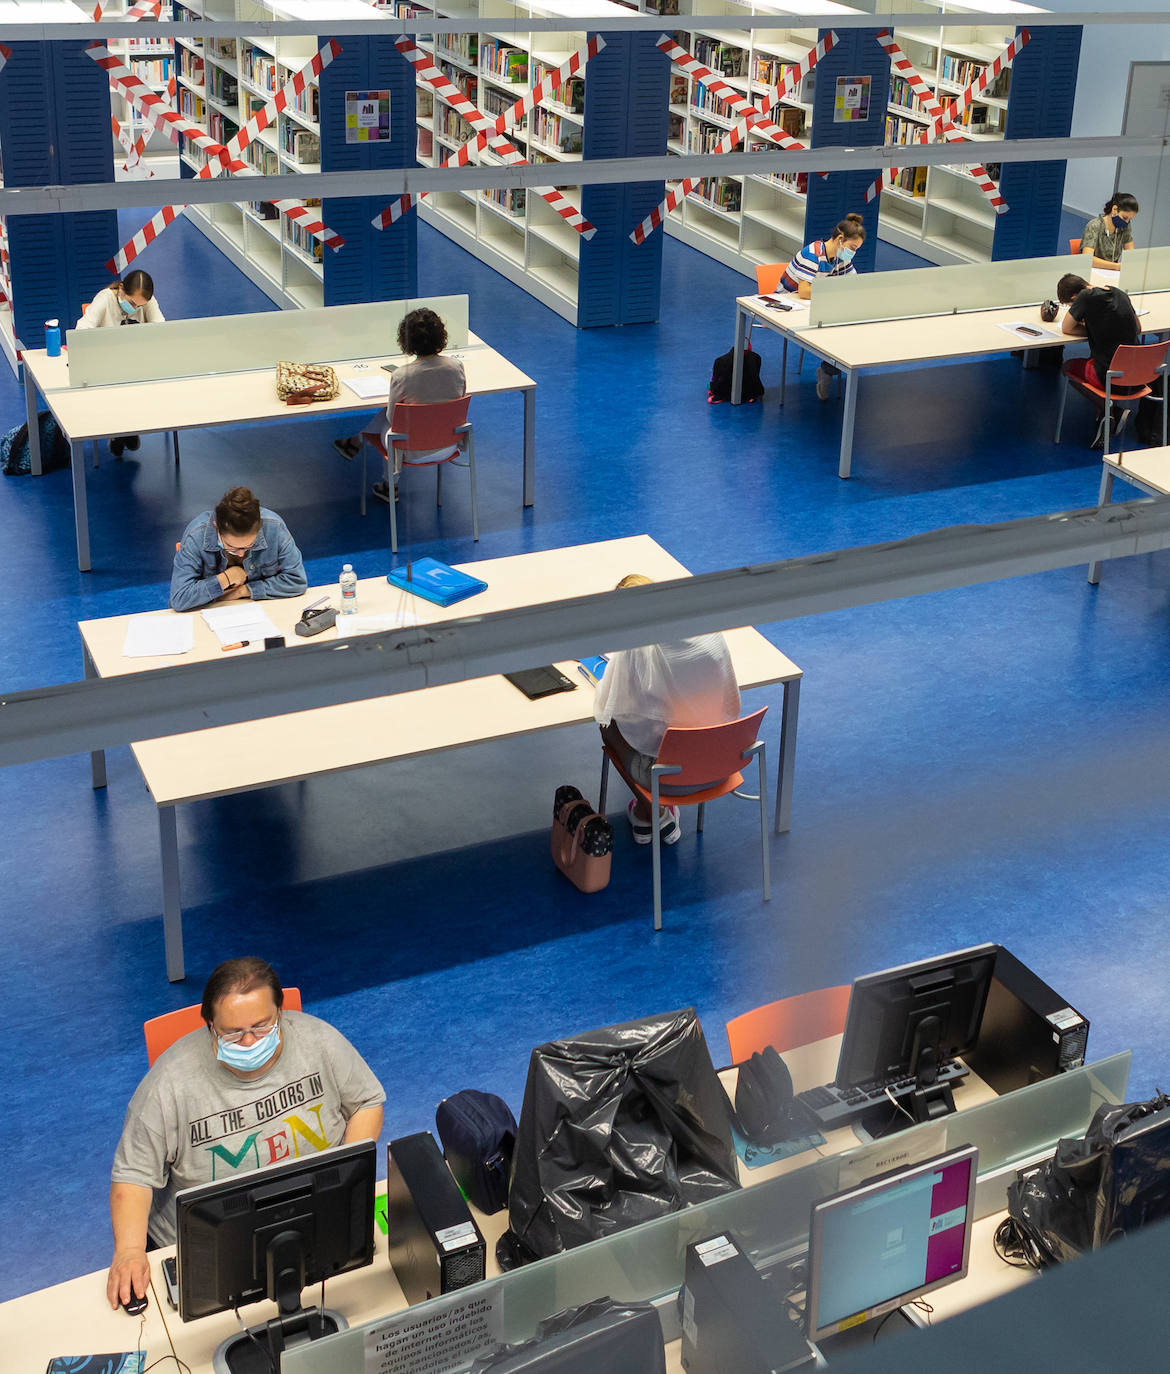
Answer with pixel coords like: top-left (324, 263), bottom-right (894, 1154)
top-left (143, 298), bottom-right (166, 324)
top-left (1082, 218), bottom-right (1121, 272)
top-left (1063, 294), bottom-right (1089, 338)
top-left (247, 521), bottom-right (307, 600)
top-left (169, 530), bottom-right (247, 611)
top-left (75, 291), bottom-right (112, 330)
top-left (1091, 255), bottom-right (1122, 272)
top-left (343, 1105), bottom-right (383, 1144)
top-left (106, 1182), bottom-right (153, 1309)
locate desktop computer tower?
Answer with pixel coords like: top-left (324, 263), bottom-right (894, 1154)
top-left (965, 947), bottom-right (1089, 1095)
top-left (386, 1132), bottom-right (486, 1305)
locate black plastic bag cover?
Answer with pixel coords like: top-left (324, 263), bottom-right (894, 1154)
top-left (505, 1007), bottom-right (740, 1260)
top-left (469, 1298), bottom-right (664, 1372)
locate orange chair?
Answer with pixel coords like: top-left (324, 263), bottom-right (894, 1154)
top-left (1054, 339), bottom-right (1169, 452)
top-left (1069, 236), bottom-right (1083, 256)
top-left (144, 987), bottom-right (302, 1065)
top-left (599, 708), bottom-right (770, 931)
top-left (359, 396), bottom-right (478, 555)
top-left (725, 985), bottom-right (851, 1064)
top-left (753, 262), bottom-right (805, 374)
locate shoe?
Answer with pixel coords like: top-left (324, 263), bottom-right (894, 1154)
top-left (627, 800), bottom-right (682, 846)
top-left (108, 436), bottom-right (125, 458)
top-left (333, 437), bottom-right (361, 461)
top-left (123, 435), bottom-right (140, 451)
top-left (371, 481), bottom-right (399, 504)
top-left (815, 364), bottom-right (833, 401)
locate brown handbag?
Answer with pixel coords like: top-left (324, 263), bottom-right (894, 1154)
top-left (551, 784), bottom-right (613, 894)
top-left (275, 360), bottom-right (341, 405)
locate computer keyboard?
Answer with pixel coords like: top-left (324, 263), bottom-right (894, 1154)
top-left (796, 1061), bottom-right (969, 1130)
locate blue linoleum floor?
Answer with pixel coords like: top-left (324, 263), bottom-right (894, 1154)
top-left (3, 204), bottom-right (1166, 1303)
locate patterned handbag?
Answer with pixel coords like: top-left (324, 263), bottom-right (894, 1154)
top-left (275, 360), bottom-right (341, 405)
top-left (550, 784), bottom-right (612, 893)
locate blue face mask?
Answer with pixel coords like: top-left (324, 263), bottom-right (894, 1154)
top-left (838, 245), bottom-right (856, 265)
top-left (216, 1021), bottom-right (280, 1072)
top-left (1111, 214), bottom-right (1129, 231)
top-left (119, 296), bottom-right (137, 316)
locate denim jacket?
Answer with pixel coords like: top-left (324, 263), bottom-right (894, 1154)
top-left (169, 508), bottom-right (307, 612)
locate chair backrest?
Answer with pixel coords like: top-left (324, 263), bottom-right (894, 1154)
top-left (726, 985), bottom-right (851, 1063)
top-left (754, 263), bottom-right (787, 295)
top-left (1069, 237), bottom-right (1083, 255)
top-left (1108, 340), bottom-right (1170, 388)
top-left (144, 986), bottom-right (302, 1065)
top-left (389, 396), bottom-right (471, 451)
top-left (656, 707), bottom-right (769, 787)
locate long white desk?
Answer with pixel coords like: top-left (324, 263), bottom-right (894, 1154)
top-left (78, 535), bottom-right (803, 982)
top-left (23, 333), bottom-right (536, 571)
top-left (731, 288), bottom-right (1170, 479)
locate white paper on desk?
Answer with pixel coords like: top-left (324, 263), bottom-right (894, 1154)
top-left (335, 611), bottom-right (421, 637)
top-left (998, 321), bottom-right (1061, 342)
top-left (122, 615), bottom-right (194, 658)
top-left (344, 375), bottom-right (391, 400)
top-left (200, 603), bottom-right (280, 646)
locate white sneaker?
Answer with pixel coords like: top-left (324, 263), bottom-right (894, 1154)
top-left (815, 364), bottom-right (833, 401)
top-left (628, 800), bottom-right (682, 846)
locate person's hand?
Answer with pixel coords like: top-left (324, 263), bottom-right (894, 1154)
top-left (218, 583), bottom-right (251, 602)
top-left (225, 565), bottom-right (248, 587)
top-left (106, 1248), bottom-right (150, 1310)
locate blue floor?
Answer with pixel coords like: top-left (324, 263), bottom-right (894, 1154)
top-left (1, 205), bottom-right (1164, 1303)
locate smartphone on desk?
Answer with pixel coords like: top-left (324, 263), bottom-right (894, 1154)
top-left (381, 362), bottom-right (398, 372)
top-left (764, 299), bottom-right (793, 312)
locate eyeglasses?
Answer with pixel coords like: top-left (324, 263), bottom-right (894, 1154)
top-left (221, 539), bottom-right (257, 556)
top-left (215, 1014), bottom-right (279, 1045)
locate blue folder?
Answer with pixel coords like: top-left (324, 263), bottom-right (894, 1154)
top-left (386, 557), bottom-right (487, 608)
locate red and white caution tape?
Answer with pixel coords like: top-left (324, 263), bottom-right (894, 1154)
top-left (374, 36), bottom-right (598, 237)
top-left (93, 0), bottom-right (160, 20)
top-left (215, 157), bottom-right (344, 250)
top-left (112, 112), bottom-right (135, 155)
top-left (108, 40), bottom-right (343, 272)
top-left (0, 43), bottom-right (11, 73)
top-left (90, 44), bottom-right (230, 168)
top-left (630, 32), bottom-right (835, 246)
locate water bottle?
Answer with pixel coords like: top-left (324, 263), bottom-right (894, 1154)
top-left (339, 563), bottom-right (358, 614)
top-left (45, 320), bottom-right (61, 358)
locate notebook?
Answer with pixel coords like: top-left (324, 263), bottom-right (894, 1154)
top-left (386, 557), bottom-right (487, 608)
top-left (504, 666), bottom-right (576, 700)
top-left (577, 654), bottom-right (608, 685)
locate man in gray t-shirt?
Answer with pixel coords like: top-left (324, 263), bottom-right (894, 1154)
top-left (107, 958), bottom-right (385, 1311)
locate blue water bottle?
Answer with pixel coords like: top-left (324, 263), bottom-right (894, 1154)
top-left (45, 320), bottom-right (61, 358)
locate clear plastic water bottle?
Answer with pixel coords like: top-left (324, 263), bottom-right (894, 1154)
top-left (339, 563), bottom-right (357, 614)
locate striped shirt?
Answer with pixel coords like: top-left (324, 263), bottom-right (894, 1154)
top-left (778, 240), bottom-right (857, 293)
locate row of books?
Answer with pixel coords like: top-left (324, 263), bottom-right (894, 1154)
top-left (207, 37), bottom-right (236, 61)
top-left (241, 46), bottom-right (278, 93)
top-left (279, 125), bottom-right (320, 164)
top-left (531, 108), bottom-right (581, 154)
top-left (481, 85), bottom-right (518, 121)
top-left (129, 56), bottom-right (172, 86)
top-left (290, 84), bottom-right (319, 122)
top-left (208, 110), bottom-right (238, 147)
top-left (178, 49), bottom-right (204, 86)
top-left (751, 57), bottom-right (798, 89)
top-left (689, 37), bottom-right (744, 78)
top-left (418, 127), bottom-right (434, 158)
top-left (893, 164), bottom-right (928, 196)
top-left (436, 104), bottom-right (471, 143)
top-left (686, 123), bottom-right (728, 155)
top-left (245, 145), bottom-right (279, 177)
top-left (207, 67), bottom-right (237, 106)
top-left (534, 65), bottom-right (584, 115)
top-left (178, 89), bottom-right (205, 123)
top-left (885, 113), bottom-right (926, 147)
top-left (889, 74), bottom-right (931, 115)
top-left (439, 60), bottom-right (476, 103)
top-left (483, 186), bottom-right (526, 217)
top-left (437, 34), bottom-right (478, 66)
top-left (940, 54), bottom-right (985, 87)
top-left (480, 41), bottom-right (527, 83)
top-left (286, 209), bottom-right (324, 263)
top-left (694, 177), bottom-right (741, 213)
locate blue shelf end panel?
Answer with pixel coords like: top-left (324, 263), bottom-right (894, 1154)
top-left (0, 40), bottom-right (118, 349)
top-left (579, 32), bottom-right (669, 329)
top-left (319, 34), bottom-right (418, 306)
top-left (993, 26), bottom-right (1083, 261)
top-left (804, 27), bottom-right (890, 278)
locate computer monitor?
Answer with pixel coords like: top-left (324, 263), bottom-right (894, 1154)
top-left (806, 1143), bottom-right (979, 1343)
top-left (175, 1138), bottom-right (376, 1373)
top-left (835, 943), bottom-right (999, 1122)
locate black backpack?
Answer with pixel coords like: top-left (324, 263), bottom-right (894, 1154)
top-left (1, 410), bottom-right (71, 476)
top-left (435, 1089), bottom-right (518, 1215)
top-left (708, 341), bottom-right (764, 404)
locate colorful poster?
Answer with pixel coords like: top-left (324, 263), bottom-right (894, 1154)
top-left (346, 90), bottom-right (391, 143)
top-left (834, 75), bottom-right (871, 123)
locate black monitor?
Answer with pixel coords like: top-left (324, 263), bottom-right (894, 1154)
top-left (175, 1138), bottom-right (376, 1374)
top-left (835, 944), bottom-right (998, 1122)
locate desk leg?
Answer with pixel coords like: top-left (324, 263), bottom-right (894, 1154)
top-left (774, 676), bottom-right (800, 835)
top-left (83, 647), bottom-right (107, 789)
top-left (522, 388), bottom-right (535, 508)
top-left (70, 439), bottom-right (91, 572)
top-left (159, 805), bottom-right (185, 982)
top-left (838, 369), bottom-right (858, 479)
top-left (1088, 468), bottom-right (1116, 585)
top-left (731, 306), bottom-right (747, 405)
top-left (780, 338), bottom-right (788, 408)
top-left (24, 365), bottom-right (43, 476)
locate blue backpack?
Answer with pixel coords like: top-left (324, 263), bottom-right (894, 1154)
top-left (436, 1089), bottom-right (518, 1215)
top-left (1, 410), bottom-right (70, 476)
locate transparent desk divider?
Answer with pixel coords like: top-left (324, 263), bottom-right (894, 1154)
top-left (1120, 246), bottom-right (1170, 297)
top-left (65, 294), bottom-right (470, 386)
top-left (808, 255), bottom-right (1082, 327)
top-left (284, 1053), bottom-right (1130, 1374)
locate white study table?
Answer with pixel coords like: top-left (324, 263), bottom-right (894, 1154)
top-left (22, 333), bottom-right (537, 571)
top-left (78, 535), bottom-right (803, 982)
top-left (730, 287), bottom-right (1170, 479)
top-left (2, 1033), bottom-right (1026, 1374)
top-left (1089, 443), bottom-right (1170, 584)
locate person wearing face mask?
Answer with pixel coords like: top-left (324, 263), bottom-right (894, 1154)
top-left (75, 270), bottom-right (166, 456)
top-left (106, 957), bottom-right (385, 1312)
top-left (775, 213), bottom-right (866, 400)
top-left (1080, 193), bottom-right (1139, 273)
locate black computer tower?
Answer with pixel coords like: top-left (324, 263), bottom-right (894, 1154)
top-left (386, 1132), bottom-right (486, 1305)
top-left (966, 947), bottom-right (1089, 1095)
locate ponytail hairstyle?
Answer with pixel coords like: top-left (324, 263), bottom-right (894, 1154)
top-left (1104, 192), bottom-right (1139, 216)
top-left (833, 212), bottom-right (866, 243)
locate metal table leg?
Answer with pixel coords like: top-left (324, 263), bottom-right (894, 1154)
top-left (24, 365), bottom-right (42, 476)
top-left (70, 438), bottom-right (91, 571)
top-left (159, 805), bottom-right (186, 982)
top-left (522, 387), bottom-right (535, 508)
top-left (780, 337), bottom-right (788, 408)
top-left (1088, 467), bottom-right (1116, 585)
top-left (731, 305), bottom-right (748, 405)
top-left (774, 676), bottom-right (800, 835)
top-left (83, 646), bottom-right (107, 789)
top-left (838, 369), bottom-right (859, 479)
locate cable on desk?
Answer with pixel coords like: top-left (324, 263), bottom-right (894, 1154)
top-left (147, 1275), bottom-right (194, 1374)
top-left (909, 1297), bottom-right (933, 1325)
top-left (235, 1305), bottom-right (279, 1374)
top-left (993, 1216), bottom-right (1046, 1271)
top-left (870, 1310), bottom-right (899, 1343)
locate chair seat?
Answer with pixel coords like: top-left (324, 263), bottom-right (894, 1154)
top-left (622, 762), bottom-right (746, 808)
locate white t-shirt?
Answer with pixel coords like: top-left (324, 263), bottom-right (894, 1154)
top-left (111, 1010), bottom-right (385, 1245)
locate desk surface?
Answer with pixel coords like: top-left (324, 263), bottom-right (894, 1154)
top-left (1103, 443), bottom-right (1170, 495)
top-left (79, 535), bottom-right (802, 808)
top-left (24, 333), bottom-right (535, 442)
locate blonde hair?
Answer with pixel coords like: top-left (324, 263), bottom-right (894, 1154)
top-left (616, 573), bottom-right (653, 589)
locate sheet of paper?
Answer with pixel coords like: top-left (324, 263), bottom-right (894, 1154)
top-left (200, 604), bottom-right (281, 646)
top-left (335, 611), bottom-right (420, 637)
top-left (997, 321), bottom-right (1061, 342)
top-left (122, 615), bottom-right (194, 658)
top-left (344, 376), bottom-right (392, 400)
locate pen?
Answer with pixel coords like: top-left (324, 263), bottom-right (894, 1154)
top-left (578, 666), bottom-right (596, 686)
top-left (221, 640), bottom-right (250, 652)
top-left (304, 595), bottom-right (330, 611)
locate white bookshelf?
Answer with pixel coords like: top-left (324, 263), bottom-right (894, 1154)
top-left (107, 0), bottom-right (181, 181)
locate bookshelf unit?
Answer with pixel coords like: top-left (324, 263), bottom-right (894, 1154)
top-left (107, 0), bottom-right (180, 180)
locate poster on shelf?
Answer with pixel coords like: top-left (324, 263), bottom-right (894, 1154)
top-left (346, 90), bottom-right (391, 143)
top-left (834, 75), bottom-right (871, 122)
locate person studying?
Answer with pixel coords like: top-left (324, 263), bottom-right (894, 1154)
top-left (1056, 273), bottom-right (1141, 443)
top-left (75, 269), bottom-right (165, 457)
top-left (1079, 192), bottom-right (1139, 273)
top-left (774, 213), bottom-right (866, 400)
top-left (106, 957), bottom-right (385, 1313)
top-left (169, 485), bottom-right (307, 612)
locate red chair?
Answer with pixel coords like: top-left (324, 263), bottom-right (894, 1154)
top-left (1054, 340), bottom-right (1169, 452)
top-left (599, 707), bottom-right (770, 931)
top-left (725, 986), bottom-right (851, 1064)
top-left (359, 396), bottom-right (478, 555)
top-left (144, 987), bottom-right (302, 1065)
top-left (1069, 236), bottom-right (1084, 256)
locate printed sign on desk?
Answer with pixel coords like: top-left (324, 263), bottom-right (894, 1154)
top-left (834, 75), bottom-right (871, 122)
top-left (346, 90), bottom-right (391, 142)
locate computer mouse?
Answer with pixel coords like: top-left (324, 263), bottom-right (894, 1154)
top-left (121, 1287), bottom-right (149, 1316)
